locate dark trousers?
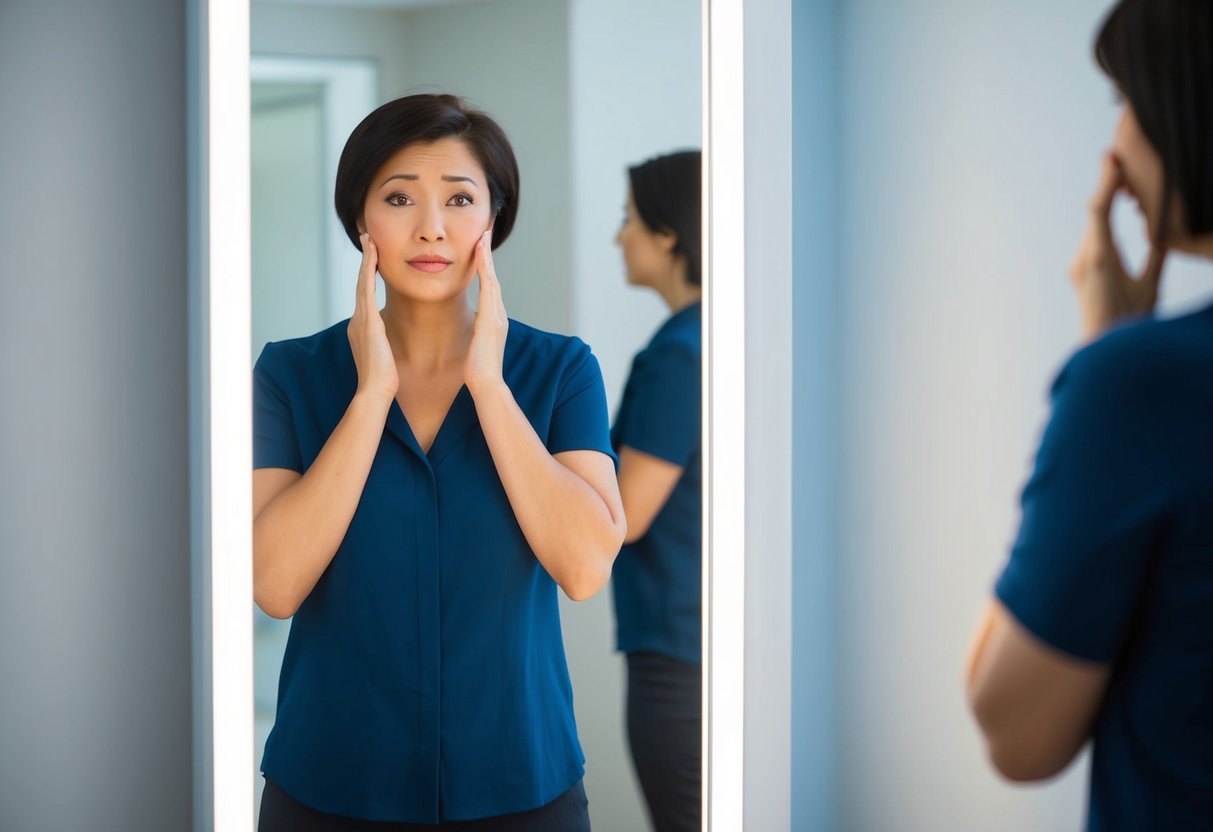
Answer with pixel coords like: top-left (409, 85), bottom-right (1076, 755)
top-left (258, 779), bottom-right (589, 832)
top-left (625, 652), bottom-right (702, 832)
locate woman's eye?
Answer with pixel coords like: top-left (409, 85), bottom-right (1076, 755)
top-left (386, 193), bottom-right (412, 207)
top-left (448, 193), bottom-right (474, 207)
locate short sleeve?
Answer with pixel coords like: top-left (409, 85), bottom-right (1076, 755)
top-left (545, 341), bottom-right (617, 464)
top-left (615, 342), bottom-right (700, 467)
top-left (253, 344), bottom-right (304, 472)
top-left (995, 342), bottom-right (1171, 663)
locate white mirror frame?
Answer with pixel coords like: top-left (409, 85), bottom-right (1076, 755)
top-left (189, 1), bottom-right (793, 829)
top-left (703, 0), bottom-right (745, 827)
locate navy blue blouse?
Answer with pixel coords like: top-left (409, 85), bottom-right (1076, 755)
top-left (252, 318), bottom-right (616, 823)
top-left (610, 302), bottom-right (702, 665)
top-left (996, 302), bottom-right (1213, 831)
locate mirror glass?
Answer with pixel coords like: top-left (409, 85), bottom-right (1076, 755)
top-left (249, 1), bottom-right (700, 828)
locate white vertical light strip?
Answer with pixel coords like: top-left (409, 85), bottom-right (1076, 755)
top-left (704, 0), bottom-right (746, 829)
top-left (208, 0), bottom-right (254, 829)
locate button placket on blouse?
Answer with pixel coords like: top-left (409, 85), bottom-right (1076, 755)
top-left (383, 405), bottom-right (443, 817)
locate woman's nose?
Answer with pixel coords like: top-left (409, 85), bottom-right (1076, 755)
top-left (416, 207), bottom-right (445, 242)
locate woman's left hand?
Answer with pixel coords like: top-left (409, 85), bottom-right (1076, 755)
top-left (465, 230), bottom-right (509, 394)
top-left (1068, 152), bottom-right (1166, 342)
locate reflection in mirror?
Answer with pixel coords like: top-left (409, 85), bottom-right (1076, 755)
top-left (249, 1), bottom-right (700, 829)
top-left (611, 150), bottom-right (703, 831)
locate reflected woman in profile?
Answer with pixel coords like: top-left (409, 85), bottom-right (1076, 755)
top-left (252, 94), bottom-right (625, 831)
top-left (610, 150), bottom-right (702, 832)
top-left (966, 1), bottom-right (1213, 828)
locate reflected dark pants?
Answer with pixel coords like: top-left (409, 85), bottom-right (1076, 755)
top-left (625, 652), bottom-right (702, 832)
top-left (258, 779), bottom-right (589, 832)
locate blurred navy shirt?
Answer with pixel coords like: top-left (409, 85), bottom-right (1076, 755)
top-left (611, 302), bottom-right (702, 665)
top-left (996, 302), bottom-right (1213, 831)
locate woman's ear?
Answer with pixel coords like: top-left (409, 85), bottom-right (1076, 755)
top-left (657, 228), bottom-right (679, 254)
top-left (356, 216), bottom-right (366, 235)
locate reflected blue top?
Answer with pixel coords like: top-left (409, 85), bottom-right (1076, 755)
top-left (252, 318), bottom-right (616, 823)
top-left (611, 302), bottom-right (702, 664)
top-left (996, 302), bottom-right (1213, 831)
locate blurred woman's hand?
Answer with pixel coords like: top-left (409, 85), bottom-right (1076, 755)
top-left (1069, 152), bottom-right (1166, 342)
top-left (465, 230), bottom-right (509, 394)
top-left (347, 233), bottom-right (399, 402)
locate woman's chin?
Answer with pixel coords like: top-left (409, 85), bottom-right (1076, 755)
top-left (382, 277), bottom-right (471, 306)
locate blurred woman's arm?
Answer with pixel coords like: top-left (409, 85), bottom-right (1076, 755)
top-left (965, 599), bottom-right (1111, 781)
top-left (617, 447), bottom-right (684, 544)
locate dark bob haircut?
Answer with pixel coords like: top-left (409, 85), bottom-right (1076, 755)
top-left (1095, 0), bottom-right (1213, 239)
top-left (334, 93), bottom-right (520, 251)
top-left (628, 150), bottom-right (702, 287)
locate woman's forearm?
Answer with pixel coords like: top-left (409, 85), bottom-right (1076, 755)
top-left (470, 380), bottom-right (625, 600)
top-left (253, 391), bottom-right (393, 618)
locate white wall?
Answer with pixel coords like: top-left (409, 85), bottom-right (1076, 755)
top-left (0, 1), bottom-right (193, 829)
top-left (830, 1), bottom-right (1213, 829)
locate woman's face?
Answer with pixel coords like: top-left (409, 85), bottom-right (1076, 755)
top-left (1111, 103), bottom-right (1184, 246)
top-left (615, 187), bottom-right (675, 288)
top-left (359, 137), bottom-right (495, 303)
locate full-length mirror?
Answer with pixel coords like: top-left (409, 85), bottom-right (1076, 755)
top-left (247, 1), bottom-right (701, 829)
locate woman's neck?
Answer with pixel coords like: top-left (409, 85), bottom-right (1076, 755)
top-left (653, 258), bottom-right (701, 313)
top-left (380, 293), bottom-right (475, 373)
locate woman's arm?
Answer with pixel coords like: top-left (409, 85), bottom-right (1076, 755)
top-left (472, 383), bottom-right (626, 600)
top-left (617, 446), bottom-right (684, 544)
top-left (465, 231), bottom-right (626, 600)
top-left (965, 599), bottom-right (1111, 781)
top-left (253, 235), bottom-right (399, 619)
top-left (253, 393), bottom-right (392, 618)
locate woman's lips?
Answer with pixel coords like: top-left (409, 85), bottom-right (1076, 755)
top-left (408, 257), bottom-right (452, 273)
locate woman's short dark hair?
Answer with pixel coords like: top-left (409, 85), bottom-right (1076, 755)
top-left (334, 93), bottom-right (520, 251)
top-left (1095, 0), bottom-right (1213, 239)
top-left (628, 150), bottom-right (702, 286)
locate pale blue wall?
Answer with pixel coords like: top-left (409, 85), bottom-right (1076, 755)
top-left (791, 0), bottom-right (840, 828)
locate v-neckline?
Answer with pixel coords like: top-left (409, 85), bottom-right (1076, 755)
top-left (384, 384), bottom-right (478, 470)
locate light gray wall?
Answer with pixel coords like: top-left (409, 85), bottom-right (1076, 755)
top-left (252, 2), bottom-right (412, 100)
top-left (831, 1), bottom-right (1213, 829)
top-left (0, 1), bottom-right (193, 831)
top-left (251, 85), bottom-right (329, 354)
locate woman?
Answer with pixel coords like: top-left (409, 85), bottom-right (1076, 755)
top-left (252, 93), bottom-right (625, 831)
top-left (966, 1), bottom-right (1213, 829)
top-left (610, 150), bottom-right (702, 832)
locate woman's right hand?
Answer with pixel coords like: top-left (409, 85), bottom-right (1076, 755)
top-left (1068, 152), bottom-right (1166, 342)
top-left (347, 233), bottom-right (399, 402)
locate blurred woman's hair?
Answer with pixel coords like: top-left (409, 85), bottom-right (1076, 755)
top-left (1095, 0), bottom-right (1213, 238)
top-left (628, 150), bottom-right (702, 286)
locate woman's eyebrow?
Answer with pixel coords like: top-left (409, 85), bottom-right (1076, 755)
top-left (378, 173), bottom-right (481, 187)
